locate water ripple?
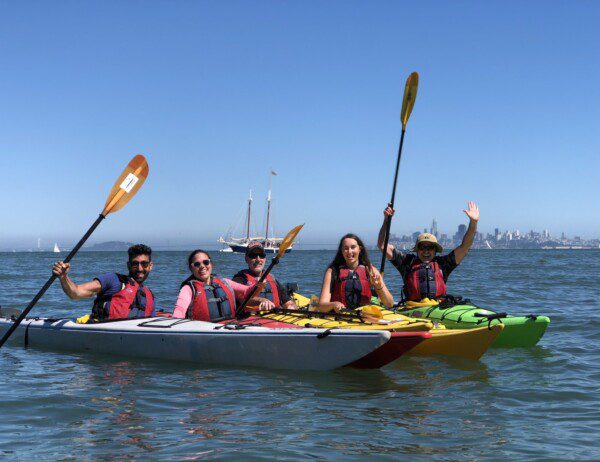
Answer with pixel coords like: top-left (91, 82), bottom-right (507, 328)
top-left (0, 250), bottom-right (599, 459)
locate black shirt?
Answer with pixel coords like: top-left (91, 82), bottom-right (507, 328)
top-left (390, 248), bottom-right (458, 283)
top-left (232, 270), bottom-right (291, 306)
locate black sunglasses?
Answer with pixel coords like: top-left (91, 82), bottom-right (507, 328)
top-left (248, 253), bottom-right (266, 259)
top-left (129, 260), bottom-right (150, 268)
top-left (418, 245), bottom-right (436, 251)
top-left (192, 259), bottom-right (211, 268)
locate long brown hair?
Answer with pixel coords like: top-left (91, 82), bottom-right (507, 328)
top-left (328, 234), bottom-right (372, 282)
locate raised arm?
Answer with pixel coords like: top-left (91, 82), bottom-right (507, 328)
top-left (367, 266), bottom-right (395, 308)
top-left (377, 203), bottom-right (396, 260)
top-left (52, 262), bottom-right (102, 300)
top-left (453, 201), bottom-right (479, 264)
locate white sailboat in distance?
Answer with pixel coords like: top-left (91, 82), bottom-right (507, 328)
top-left (53, 243), bottom-right (61, 253)
top-left (218, 171), bottom-right (295, 254)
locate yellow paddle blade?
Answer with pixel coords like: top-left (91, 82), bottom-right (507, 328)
top-left (400, 72), bottom-right (419, 129)
top-left (276, 223), bottom-right (304, 259)
top-left (360, 305), bottom-right (383, 319)
top-left (102, 154), bottom-right (149, 216)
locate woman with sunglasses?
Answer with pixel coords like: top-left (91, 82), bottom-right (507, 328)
top-left (377, 201), bottom-right (480, 301)
top-left (172, 249), bottom-right (273, 322)
top-left (318, 234), bottom-right (394, 313)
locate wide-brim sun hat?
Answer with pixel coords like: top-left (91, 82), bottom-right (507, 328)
top-left (412, 233), bottom-right (443, 253)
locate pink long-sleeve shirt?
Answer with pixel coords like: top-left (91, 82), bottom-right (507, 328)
top-left (172, 278), bottom-right (256, 319)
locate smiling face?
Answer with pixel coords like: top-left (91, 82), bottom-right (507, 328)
top-left (341, 238), bottom-right (361, 268)
top-left (416, 243), bottom-right (437, 263)
top-left (127, 254), bottom-right (153, 283)
top-left (189, 252), bottom-right (212, 282)
top-left (245, 251), bottom-right (266, 276)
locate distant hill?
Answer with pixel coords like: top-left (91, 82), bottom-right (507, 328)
top-left (83, 241), bottom-right (134, 251)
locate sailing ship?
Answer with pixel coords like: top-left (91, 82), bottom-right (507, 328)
top-left (218, 172), bottom-right (294, 254)
top-left (53, 243), bottom-right (61, 253)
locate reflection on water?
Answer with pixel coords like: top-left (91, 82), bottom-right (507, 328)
top-left (1, 250), bottom-right (599, 459)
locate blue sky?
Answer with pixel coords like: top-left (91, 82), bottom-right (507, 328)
top-left (1, 1), bottom-right (599, 249)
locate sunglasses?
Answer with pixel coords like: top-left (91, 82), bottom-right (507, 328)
top-left (248, 253), bottom-right (266, 259)
top-left (129, 260), bottom-right (150, 269)
top-left (192, 260), bottom-right (211, 268)
top-left (418, 245), bottom-right (436, 251)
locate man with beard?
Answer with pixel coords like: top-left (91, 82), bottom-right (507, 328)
top-left (52, 244), bottom-right (156, 321)
top-left (377, 202), bottom-right (480, 302)
top-left (232, 242), bottom-right (298, 310)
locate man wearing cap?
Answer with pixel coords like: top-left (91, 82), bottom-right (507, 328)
top-left (377, 202), bottom-right (480, 302)
top-left (232, 242), bottom-right (298, 309)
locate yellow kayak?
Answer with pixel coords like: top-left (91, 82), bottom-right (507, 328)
top-left (258, 294), bottom-right (503, 360)
top-left (407, 324), bottom-right (503, 360)
top-left (264, 309), bottom-right (435, 332)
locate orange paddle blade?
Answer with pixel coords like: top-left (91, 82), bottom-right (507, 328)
top-left (102, 155), bottom-right (149, 216)
top-left (400, 72), bottom-right (419, 129)
top-left (276, 224), bottom-right (304, 259)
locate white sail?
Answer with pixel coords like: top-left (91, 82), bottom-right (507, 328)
top-left (53, 243), bottom-right (60, 253)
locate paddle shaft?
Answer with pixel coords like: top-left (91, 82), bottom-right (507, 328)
top-left (379, 127), bottom-right (406, 274)
top-left (234, 256), bottom-right (280, 318)
top-left (0, 214), bottom-right (106, 348)
top-left (271, 307), bottom-right (373, 323)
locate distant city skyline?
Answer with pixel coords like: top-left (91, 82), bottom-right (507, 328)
top-left (3, 224), bottom-right (599, 252)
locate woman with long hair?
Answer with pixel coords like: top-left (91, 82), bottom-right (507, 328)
top-left (172, 249), bottom-right (273, 321)
top-left (318, 234), bottom-right (394, 312)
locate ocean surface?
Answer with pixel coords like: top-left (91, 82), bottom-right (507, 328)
top-left (0, 249), bottom-right (599, 460)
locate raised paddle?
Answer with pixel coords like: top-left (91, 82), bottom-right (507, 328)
top-left (379, 72), bottom-right (419, 275)
top-left (0, 155), bottom-right (149, 349)
top-left (234, 224), bottom-right (304, 318)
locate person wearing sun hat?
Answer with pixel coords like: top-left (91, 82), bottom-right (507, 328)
top-left (232, 242), bottom-right (298, 309)
top-left (377, 201), bottom-right (480, 302)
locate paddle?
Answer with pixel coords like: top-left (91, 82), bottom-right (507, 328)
top-left (379, 72), bottom-right (419, 275)
top-left (0, 155), bottom-right (149, 349)
top-left (268, 307), bottom-right (380, 324)
top-left (234, 224), bottom-right (304, 318)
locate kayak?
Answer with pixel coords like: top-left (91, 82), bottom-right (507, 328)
top-left (406, 324), bottom-right (503, 359)
top-left (0, 311), bottom-right (427, 370)
top-left (217, 315), bottom-right (432, 368)
top-left (260, 299), bottom-right (503, 360)
top-left (290, 294), bottom-right (547, 349)
top-left (395, 299), bottom-right (550, 347)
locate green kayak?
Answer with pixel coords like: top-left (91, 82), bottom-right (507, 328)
top-left (395, 298), bottom-right (550, 348)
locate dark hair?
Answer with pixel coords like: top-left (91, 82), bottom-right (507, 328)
top-left (128, 244), bottom-right (152, 261)
top-left (328, 234), bottom-right (372, 282)
top-left (187, 249), bottom-right (212, 266)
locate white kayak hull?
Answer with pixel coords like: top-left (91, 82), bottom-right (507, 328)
top-left (0, 316), bottom-right (391, 371)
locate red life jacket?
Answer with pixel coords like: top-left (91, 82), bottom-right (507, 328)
top-left (93, 274), bottom-right (155, 320)
top-left (404, 260), bottom-right (447, 301)
top-left (235, 270), bottom-right (282, 307)
top-left (331, 265), bottom-right (372, 309)
top-left (186, 277), bottom-right (237, 322)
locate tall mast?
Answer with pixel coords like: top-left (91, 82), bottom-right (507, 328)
top-left (264, 189), bottom-right (271, 244)
top-left (246, 190), bottom-right (252, 241)
top-left (264, 170), bottom-right (277, 244)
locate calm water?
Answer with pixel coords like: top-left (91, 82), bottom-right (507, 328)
top-left (1, 250), bottom-right (599, 460)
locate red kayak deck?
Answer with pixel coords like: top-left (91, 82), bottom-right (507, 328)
top-left (348, 331), bottom-right (432, 369)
